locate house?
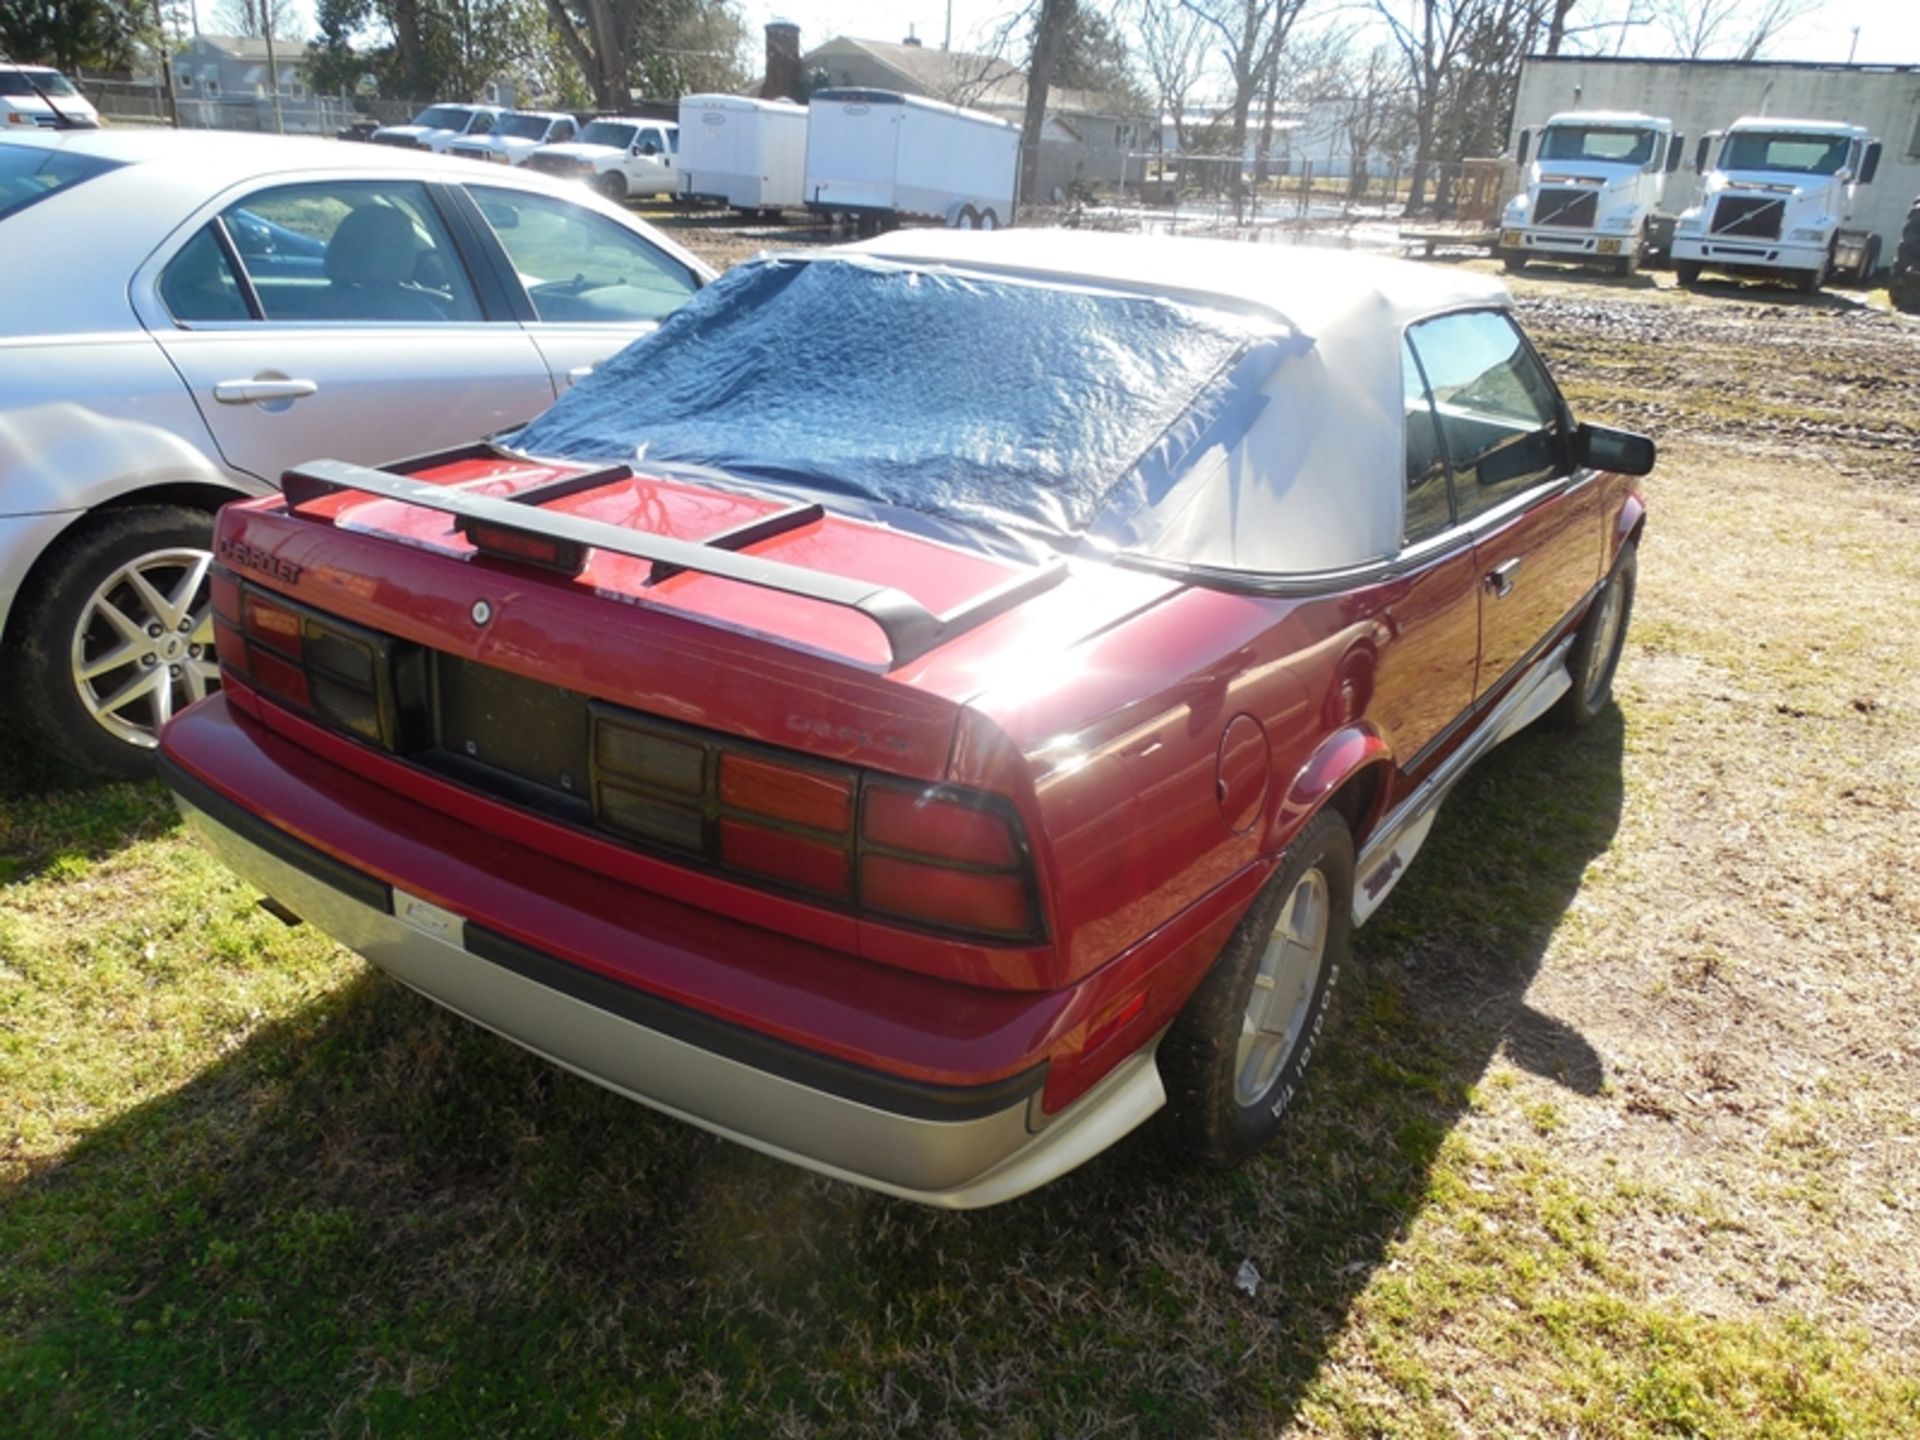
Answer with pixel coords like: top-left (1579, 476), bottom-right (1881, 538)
top-left (172, 34), bottom-right (305, 110)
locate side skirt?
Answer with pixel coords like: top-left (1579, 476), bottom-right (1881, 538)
top-left (1351, 632), bottom-right (1575, 925)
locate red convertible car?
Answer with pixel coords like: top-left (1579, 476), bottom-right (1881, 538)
top-left (160, 232), bottom-right (1649, 1207)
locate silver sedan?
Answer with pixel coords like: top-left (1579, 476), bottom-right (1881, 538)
top-left (0, 128), bottom-right (713, 777)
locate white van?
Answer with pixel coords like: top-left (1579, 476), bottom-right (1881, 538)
top-left (0, 64), bottom-right (102, 130)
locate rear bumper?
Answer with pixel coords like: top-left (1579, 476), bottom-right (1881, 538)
top-left (159, 701), bottom-right (1165, 1207)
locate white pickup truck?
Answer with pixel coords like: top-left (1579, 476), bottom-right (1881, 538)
top-left (523, 117), bottom-right (679, 201)
top-left (369, 103), bottom-right (506, 154)
top-left (1500, 111), bottom-right (1681, 277)
top-left (447, 110), bottom-right (580, 165)
top-left (1673, 117), bottom-right (1884, 294)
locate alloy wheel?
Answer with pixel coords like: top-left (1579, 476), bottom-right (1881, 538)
top-left (70, 547), bottom-right (219, 747)
top-left (1234, 868), bottom-right (1329, 1106)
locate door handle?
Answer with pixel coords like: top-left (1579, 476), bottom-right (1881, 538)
top-left (1484, 558), bottom-right (1524, 598)
top-left (213, 378), bottom-right (318, 405)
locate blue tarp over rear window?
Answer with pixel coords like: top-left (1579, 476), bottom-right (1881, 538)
top-left (511, 255), bottom-right (1286, 559)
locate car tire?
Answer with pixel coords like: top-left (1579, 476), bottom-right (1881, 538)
top-left (1553, 540), bottom-right (1636, 730)
top-left (1675, 261), bottom-right (1701, 286)
top-left (1501, 249), bottom-right (1528, 273)
top-left (596, 171), bottom-right (628, 202)
top-left (1158, 808), bottom-right (1354, 1168)
top-left (9, 505), bottom-right (220, 781)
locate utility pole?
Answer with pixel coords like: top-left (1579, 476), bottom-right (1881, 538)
top-left (153, 0), bottom-right (180, 127)
top-left (262, 3), bottom-right (284, 134)
top-left (944, 0), bottom-right (952, 51)
top-left (1846, 27), bottom-right (1860, 64)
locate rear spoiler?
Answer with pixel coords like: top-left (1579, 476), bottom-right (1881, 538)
top-left (279, 455), bottom-right (1066, 670)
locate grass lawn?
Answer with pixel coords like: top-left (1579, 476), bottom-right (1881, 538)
top-left (4, 269), bottom-right (1918, 1436)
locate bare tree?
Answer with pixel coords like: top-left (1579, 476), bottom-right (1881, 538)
top-left (212, 0), bottom-right (300, 38)
top-left (1374, 0), bottom-right (1484, 211)
top-left (1133, 0), bottom-right (1208, 155)
top-left (1181, 0), bottom-right (1317, 211)
top-left (1652, 0), bottom-right (1816, 59)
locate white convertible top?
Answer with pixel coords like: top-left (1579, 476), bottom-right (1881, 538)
top-left (847, 230), bottom-right (1512, 572)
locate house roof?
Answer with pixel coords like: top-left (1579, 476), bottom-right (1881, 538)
top-left (185, 34), bottom-right (285, 62)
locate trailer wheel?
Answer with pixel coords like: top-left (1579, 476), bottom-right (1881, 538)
top-left (953, 204), bottom-right (980, 230)
top-left (977, 208), bottom-right (1000, 231)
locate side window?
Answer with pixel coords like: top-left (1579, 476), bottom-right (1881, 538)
top-left (638, 128), bottom-right (662, 156)
top-left (469, 111), bottom-right (495, 135)
top-left (221, 181), bottom-right (481, 324)
top-left (471, 185), bottom-right (701, 323)
top-left (1406, 310), bottom-right (1566, 523)
top-left (551, 118), bottom-right (575, 142)
top-left (158, 224), bottom-right (250, 322)
top-left (1401, 337), bottom-right (1453, 544)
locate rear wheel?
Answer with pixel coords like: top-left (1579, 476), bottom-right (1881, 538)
top-left (1159, 809), bottom-right (1353, 1168)
top-left (1554, 540), bottom-right (1636, 730)
top-left (9, 505), bottom-right (220, 780)
top-left (954, 204), bottom-right (980, 230)
top-left (977, 208), bottom-right (1000, 231)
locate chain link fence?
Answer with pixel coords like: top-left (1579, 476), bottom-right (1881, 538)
top-left (75, 73), bottom-right (429, 137)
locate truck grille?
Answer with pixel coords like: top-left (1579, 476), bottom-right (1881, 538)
top-left (1532, 186), bottom-right (1597, 229)
top-left (1711, 195), bottom-right (1785, 240)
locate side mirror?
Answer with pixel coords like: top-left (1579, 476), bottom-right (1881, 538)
top-left (641, 142), bottom-right (659, 156)
top-left (1575, 422), bottom-right (1655, 477)
top-left (1667, 134), bottom-right (1684, 173)
top-left (1694, 134), bottom-right (1714, 175)
top-left (1515, 128), bottom-right (1531, 168)
top-left (1861, 140), bottom-right (1882, 185)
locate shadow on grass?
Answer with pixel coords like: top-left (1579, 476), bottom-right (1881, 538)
top-left (0, 712), bottom-right (1624, 1435)
top-left (0, 770), bottom-right (181, 885)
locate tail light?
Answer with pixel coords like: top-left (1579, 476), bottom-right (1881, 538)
top-left (591, 707), bottom-right (1042, 942)
top-left (219, 570), bottom-right (424, 750)
top-left (858, 784), bottom-right (1040, 941)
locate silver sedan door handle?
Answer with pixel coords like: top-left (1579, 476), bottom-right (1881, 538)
top-left (213, 377), bottom-right (319, 405)
top-left (1484, 557), bottom-right (1524, 598)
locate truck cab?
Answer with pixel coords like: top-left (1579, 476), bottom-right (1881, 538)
top-left (1672, 117), bottom-right (1883, 293)
top-left (1501, 111), bottom-right (1679, 276)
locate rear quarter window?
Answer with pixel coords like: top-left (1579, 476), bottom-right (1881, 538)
top-left (0, 144), bottom-right (121, 223)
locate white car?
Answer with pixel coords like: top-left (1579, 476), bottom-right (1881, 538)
top-left (369, 103), bottom-right (505, 154)
top-left (447, 110), bottom-right (581, 165)
top-left (1, 63), bottom-right (101, 130)
top-left (524, 117), bottom-right (678, 201)
top-left (0, 128), bottom-right (713, 778)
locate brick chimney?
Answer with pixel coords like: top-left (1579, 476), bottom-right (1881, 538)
top-left (762, 21), bottom-right (801, 100)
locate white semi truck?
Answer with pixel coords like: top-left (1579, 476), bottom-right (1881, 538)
top-left (804, 89), bottom-right (1018, 235)
top-left (1672, 117), bottom-right (1884, 294)
top-left (1500, 111), bottom-right (1683, 277)
top-left (678, 93), bottom-right (808, 216)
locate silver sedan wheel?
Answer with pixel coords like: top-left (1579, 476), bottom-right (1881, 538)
top-left (1234, 868), bottom-right (1330, 1106)
top-left (1583, 568), bottom-right (1627, 701)
top-left (70, 547), bottom-right (219, 747)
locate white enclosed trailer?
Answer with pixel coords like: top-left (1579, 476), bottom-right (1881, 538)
top-left (678, 94), bottom-right (809, 214)
top-left (804, 88), bottom-right (1019, 233)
